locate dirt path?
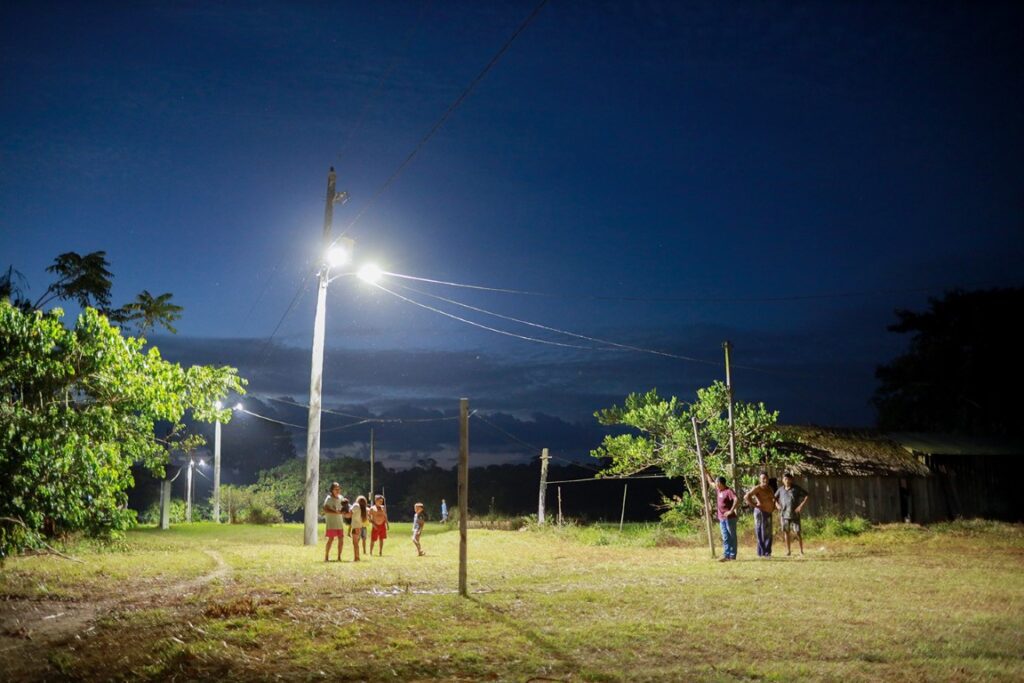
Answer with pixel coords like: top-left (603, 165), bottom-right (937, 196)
top-left (0, 550), bottom-right (230, 681)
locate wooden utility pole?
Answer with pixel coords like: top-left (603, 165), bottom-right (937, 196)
top-left (557, 486), bottom-right (563, 526)
top-left (692, 416), bottom-right (717, 558)
top-left (186, 459), bottom-right (194, 523)
top-left (723, 340), bottom-right (739, 494)
top-left (458, 398), bottom-right (470, 597)
top-left (619, 483), bottom-right (628, 532)
top-left (537, 448), bottom-right (550, 524)
top-left (369, 428), bottom-right (375, 498)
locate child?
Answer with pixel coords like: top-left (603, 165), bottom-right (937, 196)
top-left (412, 502), bottom-right (426, 556)
top-left (322, 482), bottom-right (345, 561)
top-left (350, 495), bottom-right (367, 562)
top-left (369, 495), bottom-right (389, 556)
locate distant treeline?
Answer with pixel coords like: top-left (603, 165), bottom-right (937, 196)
top-left (130, 457), bottom-right (685, 523)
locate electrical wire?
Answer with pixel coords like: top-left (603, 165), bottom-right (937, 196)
top-left (545, 474), bottom-right (670, 485)
top-left (390, 280), bottom-right (722, 366)
top-left (333, 0), bottom-right (550, 243)
top-left (471, 412), bottom-right (541, 452)
top-left (264, 395), bottom-right (461, 424)
top-left (384, 271), bottom-right (1017, 304)
top-left (369, 281), bottom-right (625, 352)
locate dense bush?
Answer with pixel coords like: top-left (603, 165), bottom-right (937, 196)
top-left (245, 505), bottom-right (283, 525)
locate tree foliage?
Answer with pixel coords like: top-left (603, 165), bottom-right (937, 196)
top-left (4, 251), bottom-right (183, 336)
top-left (252, 457), bottom-right (370, 516)
top-left (874, 288), bottom-right (1024, 436)
top-left (591, 382), bottom-right (793, 503)
top-left (0, 302), bottom-right (245, 558)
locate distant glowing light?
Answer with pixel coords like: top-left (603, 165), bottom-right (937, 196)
top-left (215, 400), bottom-right (223, 409)
top-left (326, 245), bottom-right (351, 268)
top-left (358, 264), bottom-right (383, 284)
top-left (234, 403), bottom-right (244, 411)
top-left (199, 459), bottom-right (206, 467)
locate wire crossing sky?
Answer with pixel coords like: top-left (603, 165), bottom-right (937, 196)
top-left (3, 0), bottom-right (1022, 454)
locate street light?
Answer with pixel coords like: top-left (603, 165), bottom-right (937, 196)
top-left (303, 169), bottom-right (353, 546)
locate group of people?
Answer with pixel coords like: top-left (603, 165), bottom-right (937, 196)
top-left (322, 482), bottom-right (428, 561)
top-left (705, 469), bottom-right (809, 562)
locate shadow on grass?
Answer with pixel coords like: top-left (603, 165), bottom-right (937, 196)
top-left (466, 595), bottom-right (616, 682)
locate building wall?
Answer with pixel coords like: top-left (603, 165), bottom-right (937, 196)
top-left (796, 475), bottom-right (928, 523)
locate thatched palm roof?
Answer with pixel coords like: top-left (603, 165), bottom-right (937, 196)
top-left (778, 426), bottom-right (930, 477)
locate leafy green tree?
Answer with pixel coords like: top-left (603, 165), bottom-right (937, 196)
top-left (253, 457), bottom-right (370, 516)
top-left (0, 302), bottom-right (245, 559)
top-left (591, 382), bottom-right (793, 506)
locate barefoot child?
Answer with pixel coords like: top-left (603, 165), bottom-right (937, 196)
top-left (369, 495), bottom-right (389, 556)
top-left (412, 502), bottom-right (426, 556)
top-left (322, 482), bottom-right (345, 561)
top-left (350, 495), bottom-right (367, 561)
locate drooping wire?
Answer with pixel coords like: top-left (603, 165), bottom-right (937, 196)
top-left (333, 0), bottom-right (550, 244)
top-left (368, 282), bottom-right (625, 352)
top-left (471, 413), bottom-right (605, 473)
top-left (383, 271), bottom-right (1018, 304)
top-left (390, 280), bottom-right (722, 366)
top-left (263, 395), bottom-right (461, 424)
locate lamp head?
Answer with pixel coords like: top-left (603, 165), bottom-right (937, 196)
top-left (358, 264), bottom-right (383, 284)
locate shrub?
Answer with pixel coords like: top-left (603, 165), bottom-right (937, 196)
top-left (245, 505), bottom-right (283, 525)
top-left (802, 515), bottom-right (872, 538)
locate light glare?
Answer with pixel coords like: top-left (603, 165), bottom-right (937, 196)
top-left (234, 403), bottom-right (244, 411)
top-left (358, 264), bottom-right (383, 284)
top-left (326, 245), bottom-right (351, 268)
top-left (214, 400), bottom-right (223, 409)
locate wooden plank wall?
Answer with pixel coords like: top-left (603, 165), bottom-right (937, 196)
top-left (798, 475), bottom-right (928, 523)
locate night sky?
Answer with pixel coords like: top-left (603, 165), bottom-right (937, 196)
top-left (3, 1), bottom-right (1022, 468)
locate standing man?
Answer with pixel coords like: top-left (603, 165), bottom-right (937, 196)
top-left (743, 471), bottom-right (776, 558)
top-left (704, 469), bottom-right (739, 562)
top-left (440, 498), bottom-right (449, 523)
top-left (774, 472), bottom-right (810, 556)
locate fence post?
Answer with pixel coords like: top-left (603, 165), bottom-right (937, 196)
top-left (619, 483), bottom-right (628, 532)
top-left (538, 448), bottom-right (549, 524)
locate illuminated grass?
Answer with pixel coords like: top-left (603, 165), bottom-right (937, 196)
top-left (1, 521), bottom-right (1022, 681)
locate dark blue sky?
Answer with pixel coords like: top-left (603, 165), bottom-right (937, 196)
top-left (3, 1), bottom-right (1021, 465)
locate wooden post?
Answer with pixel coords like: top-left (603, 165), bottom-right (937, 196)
top-left (692, 416), bottom-right (717, 558)
top-left (458, 398), bottom-right (469, 598)
top-left (619, 483), bottom-right (628, 532)
top-left (160, 479), bottom-right (171, 530)
top-left (723, 341), bottom-right (739, 495)
top-left (537, 448), bottom-right (549, 524)
top-left (557, 486), bottom-right (563, 526)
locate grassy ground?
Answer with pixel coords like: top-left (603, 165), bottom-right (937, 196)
top-left (2, 520), bottom-right (1022, 681)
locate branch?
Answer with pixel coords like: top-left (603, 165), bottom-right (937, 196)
top-left (0, 517), bottom-right (85, 563)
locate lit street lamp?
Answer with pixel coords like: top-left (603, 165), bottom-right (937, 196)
top-left (304, 167), bottom-right (351, 546)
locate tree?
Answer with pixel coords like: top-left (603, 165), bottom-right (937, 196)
top-left (591, 382), bottom-right (793, 507)
top-left (252, 457), bottom-right (370, 517)
top-left (5, 251), bottom-right (182, 336)
top-left (874, 288), bottom-right (1024, 436)
top-left (0, 302), bottom-right (246, 558)
top-left (117, 290), bottom-right (184, 335)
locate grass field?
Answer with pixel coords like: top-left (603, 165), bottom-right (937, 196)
top-left (2, 520), bottom-right (1023, 681)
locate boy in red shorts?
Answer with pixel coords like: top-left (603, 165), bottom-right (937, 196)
top-left (369, 494), bottom-right (389, 556)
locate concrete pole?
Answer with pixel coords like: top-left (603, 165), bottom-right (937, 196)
top-left (723, 340), bottom-right (739, 494)
top-left (537, 448), bottom-right (549, 524)
top-left (186, 459), bottom-right (193, 523)
top-left (369, 428), bottom-right (375, 499)
top-left (213, 419), bottom-right (222, 523)
top-left (458, 398), bottom-right (469, 597)
top-left (160, 479), bottom-right (171, 530)
top-left (303, 168), bottom-right (338, 547)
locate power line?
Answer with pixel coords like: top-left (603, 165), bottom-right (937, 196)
top-left (383, 271), bottom-right (1018, 305)
top-left (390, 280), bottom-right (722, 366)
top-left (334, 0), bottom-right (550, 243)
top-left (369, 282), bottom-right (625, 352)
top-left (264, 395), bottom-right (461, 424)
top-left (545, 474), bottom-right (670, 485)
top-left (472, 412), bottom-right (540, 452)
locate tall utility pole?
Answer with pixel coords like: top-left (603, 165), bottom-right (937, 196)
top-left (369, 428), bottom-right (375, 498)
top-left (537, 448), bottom-right (549, 524)
top-left (458, 398), bottom-right (470, 597)
top-left (303, 167), bottom-right (345, 546)
top-left (213, 418), bottom-right (222, 523)
top-left (723, 340), bottom-right (739, 494)
top-left (186, 458), bottom-right (194, 523)
top-left (692, 416), bottom-right (717, 559)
